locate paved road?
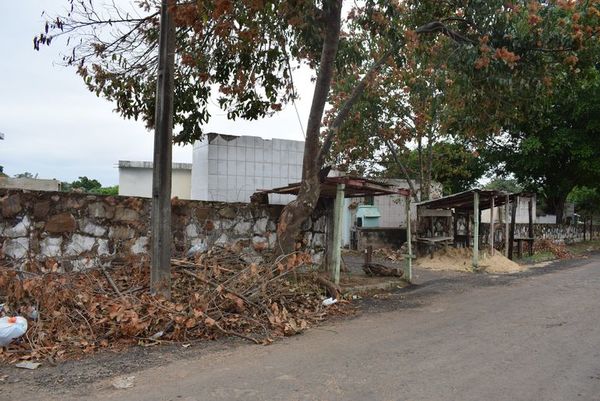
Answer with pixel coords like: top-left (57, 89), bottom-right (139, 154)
top-left (8, 256), bottom-right (600, 401)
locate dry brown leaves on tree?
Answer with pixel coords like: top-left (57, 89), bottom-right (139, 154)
top-left (0, 248), bottom-right (352, 363)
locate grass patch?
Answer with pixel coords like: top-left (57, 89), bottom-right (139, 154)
top-left (517, 251), bottom-right (556, 265)
top-left (566, 239), bottom-right (600, 255)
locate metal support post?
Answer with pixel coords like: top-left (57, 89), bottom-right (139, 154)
top-left (405, 195), bottom-right (413, 282)
top-left (473, 191), bottom-right (479, 270)
top-left (331, 184), bottom-right (345, 285)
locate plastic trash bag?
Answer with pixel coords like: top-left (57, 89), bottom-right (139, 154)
top-left (0, 316), bottom-right (28, 347)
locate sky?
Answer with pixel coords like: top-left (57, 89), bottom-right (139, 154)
top-left (0, 1), bottom-right (313, 186)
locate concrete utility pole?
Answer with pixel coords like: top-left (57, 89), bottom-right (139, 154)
top-left (151, 0), bottom-right (175, 298)
top-left (331, 183), bottom-right (345, 285)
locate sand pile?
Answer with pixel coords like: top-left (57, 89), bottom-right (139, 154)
top-left (416, 247), bottom-right (526, 274)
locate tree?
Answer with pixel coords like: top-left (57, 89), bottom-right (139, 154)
top-left (568, 186), bottom-right (600, 217)
top-left (482, 64), bottom-right (600, 223)
top-left (13, 172), bottom-right (37, 179)
top-left (484, 177), bottom-right (523, 194)
top-left (71, 176), bottom-right (102, 192)
top-left (37, 0), bottom-right (600, 253)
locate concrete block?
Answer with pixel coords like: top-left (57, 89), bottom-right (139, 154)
top-left (245, 162), bottom-right (256, 176)
top-left (227, 145), bottom-right (236, 160)
top-left (235, 161), bottom-right (245, 176)
top-left (245, 147), bottom-right (255, 162)
top-left (208, 175), bottom-right (219, 191)
top-left (217, 160), bottom-right (227, 175)
top-left (236, 175), bottom-right (247, 189)
top-left (255, 147), bottom-right (264, 161)
top-left (227, 160), bottom-right (237, 176)
top-left (216, 145), bottom-right (227, 160)
top-left (236, 147), bottom-right (245, 161)
top-left (208, 159), bottom-right (217, 175)
top-left (207, 146), bottom-right (217, 160)
top-left (272, 151), bottom-right (281, 164)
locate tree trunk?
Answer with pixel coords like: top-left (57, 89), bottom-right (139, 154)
top-left (385, 139), bottom-right (419, 203)
top-left (547, 194), bottom-right (567, 224)
top-left (276, 0), bottom-right (342, 255)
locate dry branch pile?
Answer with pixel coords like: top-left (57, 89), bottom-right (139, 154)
top-left (373, 248), bottom-right (404, 262)
top-left (0, 248), bottom-right (350, 363)
top-left (533, 239), bottom-right (572, 259)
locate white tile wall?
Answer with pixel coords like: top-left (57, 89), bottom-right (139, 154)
top-left (191, 134), bottom-right (304, 204)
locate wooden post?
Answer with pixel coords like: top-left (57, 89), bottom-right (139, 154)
top-left (505, 194), bottom-right (510, 258)
top-left (331, 184), bottom-right (345, 285)
top-left (405, 195), bottom-right (413, 282)
top-left (490, 195), bottom-right (495, 256)
top-left (365, 245), bottom-right (373, 265)
top-left (151, 0), bottom-right (175, 298)
top-left (473, 191), bottom-right (479, 270)
top-left (509, 195), bottom-right (518, 260)
top-left (528, 196), bottom-right (534, 256)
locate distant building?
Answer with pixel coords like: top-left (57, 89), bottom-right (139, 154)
top-left (118, 161), bottom-right (192, 199)
top-left (191, 133), bottom-right (304, 204)
top-left (0, 177), bottom-right (61, 192)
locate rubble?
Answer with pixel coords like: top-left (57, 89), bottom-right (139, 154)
top-left (0, 247), bottom-right (351, 363)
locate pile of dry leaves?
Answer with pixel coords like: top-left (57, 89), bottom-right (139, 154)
top-left (533, 239), bottom-right (572, 259)
top-left (0, 248), bottom-right (350, 363)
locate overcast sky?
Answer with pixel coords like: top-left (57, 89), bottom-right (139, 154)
top-left (0, 1), bottom-right (313, 186)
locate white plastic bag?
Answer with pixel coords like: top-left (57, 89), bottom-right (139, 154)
top-left (0, 316), bottom-right (28, 347)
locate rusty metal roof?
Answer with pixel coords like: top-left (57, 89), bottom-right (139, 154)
top-left (261, 176), bottom-right (411, 199)
top-left (416, 189), bottom-right (534, 211)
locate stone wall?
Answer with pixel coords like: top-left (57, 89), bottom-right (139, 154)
top-left (480, 223), bottom-right (600, 246)
top-left (0, 189), bottom-right (329, 271)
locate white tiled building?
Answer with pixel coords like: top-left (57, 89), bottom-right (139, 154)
top-left (191, 133), bottom-right (304, 204)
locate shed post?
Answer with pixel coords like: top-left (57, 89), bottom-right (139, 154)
top-left (528, 196), bottom-right (534, 255)
top-left (509, 195), bottom-right (518, 260)
top-left (405, 195), bottom-right (413, 282)
top-left (505, 194), bottom-right (510, 258)
top-left (331, 183), bottom-right (345, 285)
top-left (490, 195), bottom-right (495, 255)
top-left (473, 191), bottom-right (479, 270)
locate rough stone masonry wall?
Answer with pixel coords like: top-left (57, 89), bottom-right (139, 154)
top-left (480, 223), bottom-right (600, 246)
top-left (0, 189), bottom-right (328, 271)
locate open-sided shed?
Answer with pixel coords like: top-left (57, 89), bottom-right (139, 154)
top-left (416, 189), bottom-right (536, 267)
top-left (260, 176), bottom-right (414, 283)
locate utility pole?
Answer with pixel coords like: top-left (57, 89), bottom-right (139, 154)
top-left (151, 0), bottom-right (175, 298)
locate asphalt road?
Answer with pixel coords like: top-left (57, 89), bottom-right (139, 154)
top-left (6, 255), bottom-right (600, 401)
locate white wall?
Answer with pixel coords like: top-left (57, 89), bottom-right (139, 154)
top-left (481, 196), bottom-right (536, 224)
top-left (118, 161), bottom-right (192, 199)
top-left (191, 133), bottom-right (304, 204)
top-left (0, 177), bottom-right (60, 191)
